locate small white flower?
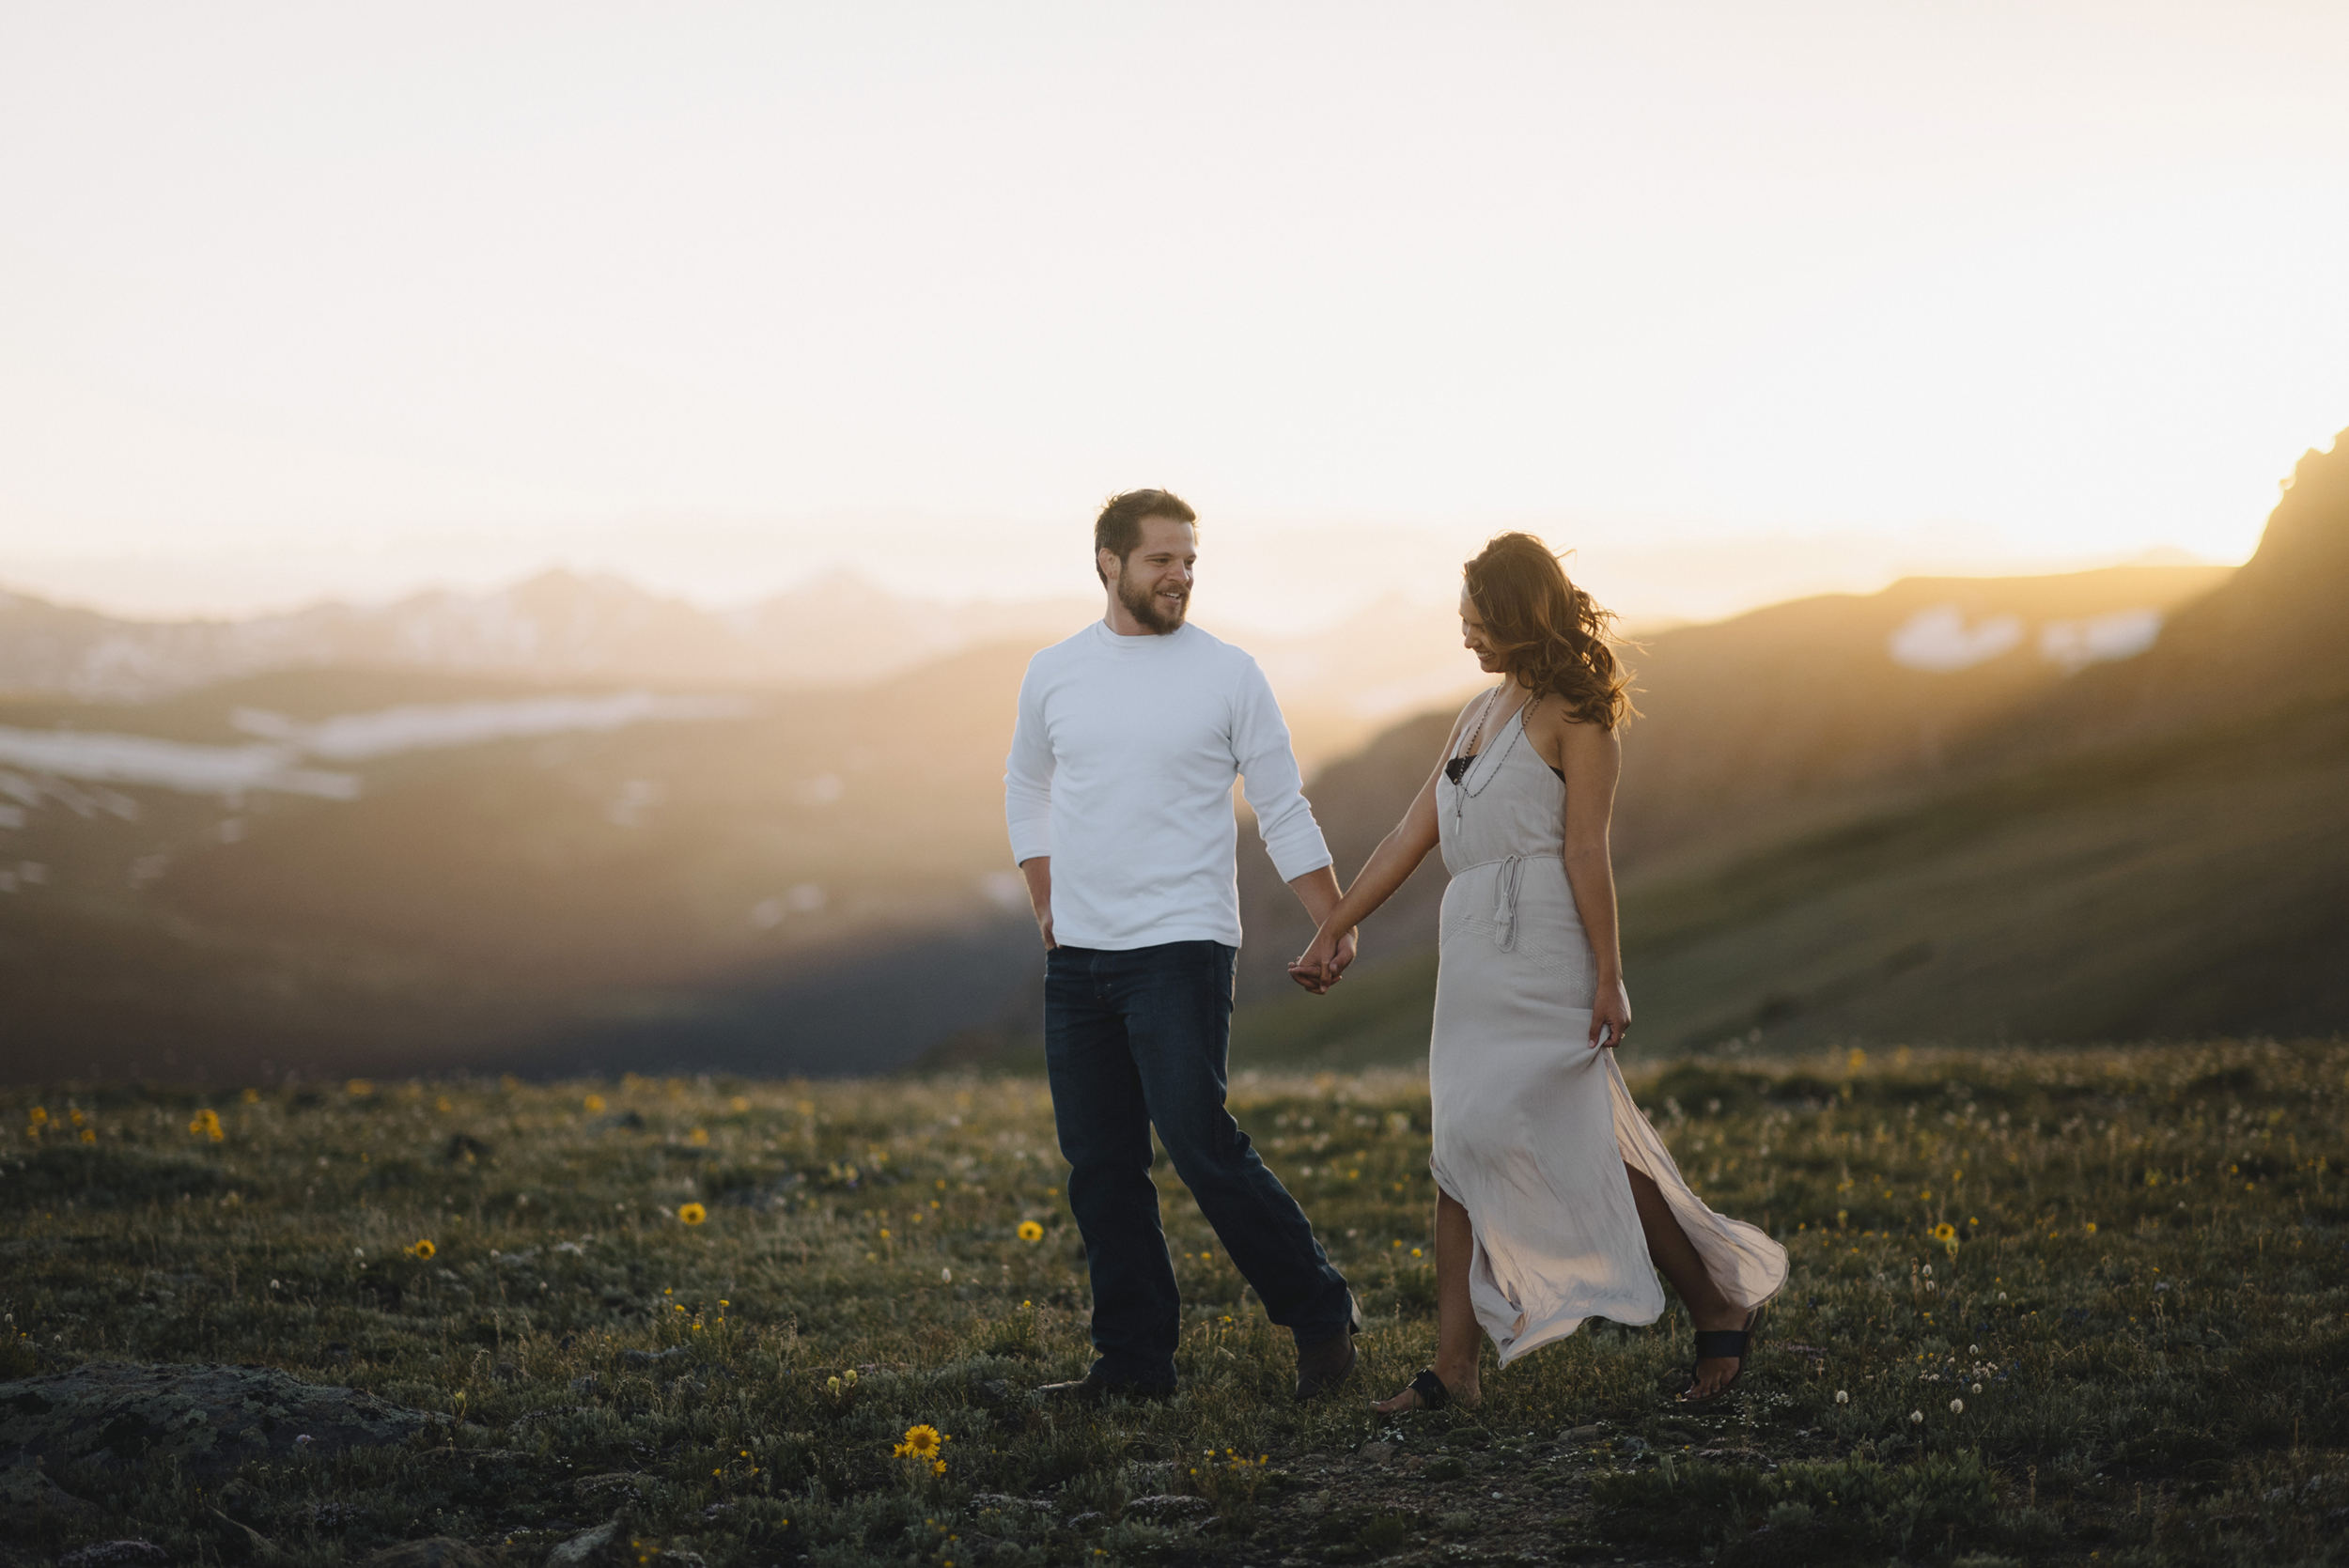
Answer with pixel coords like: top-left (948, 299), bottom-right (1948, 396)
top-left (1998, 1291), bottom-right (2008, 1301)
top-left (1834, 1389), bottom-right (1849, 1405)
top-left (941, 1267), bottom-right (953, 1281)
top-left (1971, 1383), bottom-right (1983, 1394)
top-left (1925, 1281), bottom-right (1937, 1292)
top-left (1910, 1410), bottom-right (1925, 1425)
top-left (1968, 1344), bottom-right (1980, 1355)
top-left (1921, 1265), bottom-right (1934, 1279)
top-left (1950, 1398), bottom-right (1965, 1415)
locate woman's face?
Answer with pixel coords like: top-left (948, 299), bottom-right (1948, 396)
top-left (1459, 589), bottom-right (1506, 674)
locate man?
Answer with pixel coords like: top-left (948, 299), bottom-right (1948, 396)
top-left (1004, 488), bottom-right (1362, 1403)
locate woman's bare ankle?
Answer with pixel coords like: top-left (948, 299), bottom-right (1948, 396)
top-left (1690, 1300), bottom-right (1743, 1333)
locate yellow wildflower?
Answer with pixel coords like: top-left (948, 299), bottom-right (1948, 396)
top-left (1018, 1221), bottom-right (1044, 1242)
top-left (411, 1239), bottom-right (437, 1259)
top-left (901, 1424), bottom-right (944, 1460)
top-left (678, 1203), bottom-right (708, 1226)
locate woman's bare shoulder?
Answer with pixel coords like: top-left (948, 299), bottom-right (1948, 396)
top-left (1528, 696), bottom-right (1620, 768)
top-left (1442, 688), bottom-right (1500, 745)
top-left (1554, 710), bottom-right (1622, 764)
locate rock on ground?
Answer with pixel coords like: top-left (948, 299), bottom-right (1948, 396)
top-left (545, 1520), bottom-right (626, 1568)
top-left (355, 1539), bottom-right (489, 1568)
top-left (56, 1545), bottom-right (174, 1568)
top-left (1124, 1494), bottom-right (1213, 1526)
top-left (544, 1520), bottom-right (706, 1568)
top-left (0, 1460), bottom-right (104, 1529)
top-left (0, 1361), bottom-right (442, 1480)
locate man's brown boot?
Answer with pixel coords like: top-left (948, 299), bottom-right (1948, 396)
top-left (1293, 1293), bottom-right (1364, 1402)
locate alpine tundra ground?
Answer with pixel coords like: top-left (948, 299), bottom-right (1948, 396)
top-left (4, 1040), bottom-right (2346, 1567)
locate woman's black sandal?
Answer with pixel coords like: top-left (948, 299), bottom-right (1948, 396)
top-left (1396, 1369), bottom-right (1450, 1411)
top-left (1680, 1307), bottom-right (1764, 1403)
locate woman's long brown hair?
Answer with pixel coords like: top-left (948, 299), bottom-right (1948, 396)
top-left (1463, 532), bottom-right (1637, 729)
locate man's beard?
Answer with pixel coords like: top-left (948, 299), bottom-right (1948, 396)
top-left (1118, 573), bottom-right (1189, 634)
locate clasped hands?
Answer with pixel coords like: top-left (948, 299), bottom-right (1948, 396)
top-left (1286, 924), bottom-right (1359, 995)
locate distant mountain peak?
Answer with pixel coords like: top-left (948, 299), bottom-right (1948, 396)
top-left (2250, 427), bottom-right (2349, 583)
top-left (0, 567), bottom-right (1093, 701)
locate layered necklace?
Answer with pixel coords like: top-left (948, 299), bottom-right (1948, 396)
top-left (1450, 686), bottom-right (1540, 825)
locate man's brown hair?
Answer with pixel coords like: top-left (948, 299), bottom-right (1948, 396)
top-left (1093, 489), bottom-right (1197, 584)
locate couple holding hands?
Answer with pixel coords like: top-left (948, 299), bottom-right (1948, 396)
top-left (1003, 489), bottom-right (1785, 1413)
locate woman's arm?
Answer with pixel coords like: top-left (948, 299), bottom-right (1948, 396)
top-left (1288, 696), bottom-right (1482, 989)
top-left (1557, 719), bottom-right (1633, 1049)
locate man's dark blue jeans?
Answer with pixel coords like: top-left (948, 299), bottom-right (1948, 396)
top-left (1044, 939), bottom-right (1354, 1390)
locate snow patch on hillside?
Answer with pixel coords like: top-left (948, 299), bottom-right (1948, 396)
top-left (0, 728), bottom-right (359, 800)
top-left (0, 691), bottom-right (754, 802)
top-left (230, 691), bottom-right (751, 760)
top-left (1889, 605), bottom-right (2163, 674)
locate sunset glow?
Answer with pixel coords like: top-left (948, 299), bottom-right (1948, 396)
top-left (4, 3), bottom-right (2347, 624)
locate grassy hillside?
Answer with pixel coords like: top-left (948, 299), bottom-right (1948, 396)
top-left (1238, 683), bottom-right (2349, 1069)
top-left (1233, 561), bottom-right (2232, 1005)
top-left (5, 1045), bottom-right (2342, 1567)
top-left (1234, 429), bottom-right (2349, 1063)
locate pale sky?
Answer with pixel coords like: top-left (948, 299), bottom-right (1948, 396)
top-left (4, 2), bottom-right (2347, 627)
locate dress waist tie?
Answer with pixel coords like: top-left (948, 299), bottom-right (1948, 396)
top-left (1491, 854), bottom-right (1524, 953)
top-left (1450, 853), bottom-right (1564, 953)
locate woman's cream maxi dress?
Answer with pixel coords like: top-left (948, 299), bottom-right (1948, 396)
top-left (1429, 706), bottom-right (1788, 1365)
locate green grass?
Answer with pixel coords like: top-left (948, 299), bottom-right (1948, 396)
top-left (5, 1043), bottom-right (2348, 1565)
top-left (1232, 690), bottom-right (2349, 1071)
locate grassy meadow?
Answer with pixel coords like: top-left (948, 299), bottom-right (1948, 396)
top-left (5, 1041), bottom-right (2347, 1567)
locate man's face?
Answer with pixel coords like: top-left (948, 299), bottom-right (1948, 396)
top-left (1103, 516), bottom-right (1197, 634)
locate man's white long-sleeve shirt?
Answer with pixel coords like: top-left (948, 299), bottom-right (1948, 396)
top-left (1004, 620), bottom-right (1332, 951)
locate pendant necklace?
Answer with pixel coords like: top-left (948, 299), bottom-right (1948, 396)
top-left (1452, 687), bottom-right (1537, 826)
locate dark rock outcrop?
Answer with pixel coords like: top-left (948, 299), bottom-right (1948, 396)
top-left (0, 1361), bottom-right (441, 1480)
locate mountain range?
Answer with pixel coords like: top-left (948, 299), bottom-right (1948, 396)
top-left (0, 570), bottom-right (1477, 772)
top-left (1, 429), bottom-right (2341, 1083)
top-left (0, 568), bottom-right (1083, 700)
top-left (0, 575), bottom-right (1464, 1081)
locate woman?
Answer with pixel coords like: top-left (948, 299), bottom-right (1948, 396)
top-left (1289, 534), bottom-right (1785, 1409)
